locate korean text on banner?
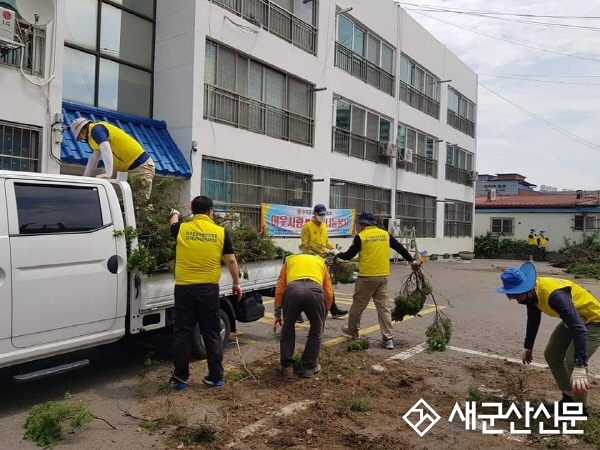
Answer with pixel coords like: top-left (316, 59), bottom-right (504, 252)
top-left (261, 204), bottom-right (355, 237)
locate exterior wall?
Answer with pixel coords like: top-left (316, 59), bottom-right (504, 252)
top-left (474, 210), bottom-right (596, 252)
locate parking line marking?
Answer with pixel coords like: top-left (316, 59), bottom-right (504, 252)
top-left (390, 342), bottom-right (428, 360)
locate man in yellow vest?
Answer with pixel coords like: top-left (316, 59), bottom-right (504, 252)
top-left (495, 262), bottom-right (600, 416)
top-left (168, 196), bottom-right (243, 390)
top-left (70, 118), bottom-right (156, 201)
top-left (300, 204), bottom-right (348, 318)
top-left (527, 228), bottom-right (538, 262)
top-left (336, 212), bottom-right (421, 349)
top-left (272, 253), bottom-right (334, 379)
top-left (538, 230), bottom-right (549, 262)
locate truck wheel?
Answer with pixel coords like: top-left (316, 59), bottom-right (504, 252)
top-left (191, 309), bottom-right (232, 360)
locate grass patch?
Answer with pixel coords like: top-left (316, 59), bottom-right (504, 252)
top-left (346, 339), bottom-right (370, 352)
top-left (580, 415), bottom-right (600, 445)
top-left (140, 420), bottom-right (160, 433)
top-left (224, 368), bottom-right (246, 382)
top-left (23, 400), bottom-right (93, 448)
top-left (466, 385), bottom-right (485, 405)
top-left (340, 364), bottom-right (357, 376)
top-left (168, 425), bottom-right (222, 446)
top-left (338, 398), bottom-right (372, 412)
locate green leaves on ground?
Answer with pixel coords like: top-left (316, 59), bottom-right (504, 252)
top-left (24, 400), bottom-right (93, 448)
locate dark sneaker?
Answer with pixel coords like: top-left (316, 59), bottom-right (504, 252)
top-left (203, 376), bottom-right (225, 388)
top-left (169, 376), bottom-right (188, 391)
top-left (330, 306), bottom-right (348, 318)
top-left (280, 365), bottom-right (294, 380)
top-left (301, 364), bottom-right (322, 378)
top-left (296, 314), bottom-right (305, 323)
top-left (341, 325), bottom-right (359, 340)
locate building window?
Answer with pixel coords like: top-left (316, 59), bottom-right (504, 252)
top-left (201, 157), bottom-right (313, 228)
top-left (445, 144), bottom-right (475, 187)
top-left (399, 55), bottom-right (440, 119)
top-left (335, 15), bottom-right (395, 96)
top-left (330, 180), bottom-right (391, 219)
top-left (208, 0), bottom-right (317, 55)
top-left (397, 124), bottom-right (438, 178)
top-left (572, 215), bottom-right (600, 232)
top-left (0, 121), bottom-right (41, 172)
top-left (0, 16), bottom-right (45, 75)
top-left (332, 99), bottom-right (391, 165)
top-left (63, 0), bottom-right (155, 118)
top-left (491, 217), bottom-right (514, 235)
top-left (444, 201), bottom-right (473, 237)
top-left (204, 41), bottom-right (314, 146)
top-left (15, 184), bottom-right (103, 234)
top-left (396, 191), bottom-right (436, 238)
top-left (447, 87), bottom-right (476, 138)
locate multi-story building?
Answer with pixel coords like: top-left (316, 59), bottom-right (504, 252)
top-left (0, 0), bottom-right (478, 254)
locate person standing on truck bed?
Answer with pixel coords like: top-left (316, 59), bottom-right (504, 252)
top-left (70, 117), bottom-right (156, 201)
top-left (300, 204), bottom-right (348, 319)
top-left (168, 196), bottom-right (243, 390)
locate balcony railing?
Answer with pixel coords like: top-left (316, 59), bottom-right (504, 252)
top-left (332, 127), bottom-right (391, 165)
top-left (399, 154), bottom-right (438, 178)
top-left (445, 164), bottom-right (474, 187)
top-left (447, 109), bottom-right (475, 138)
top-left (399, 81), bottom-right (440, 119)
top-left (204, 84), bottom-right (314, 146)
top-left (334, 43), bottom-right (395, 96)
top-left (0, 21), bottom-right (45, 75)
top-left (209, 0), bottom-right (317, 55)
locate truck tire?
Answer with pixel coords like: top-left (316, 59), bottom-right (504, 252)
top-left (191, 309), bottom-right (232, 360)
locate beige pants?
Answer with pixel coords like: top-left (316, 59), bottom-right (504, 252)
top-left (347, 276), bottom-right (394, 341)
top-left (128, 158), bottom-right (155, 201)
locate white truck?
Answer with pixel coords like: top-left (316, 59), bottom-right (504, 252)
top-left (0, 170), bottom-right (282, 382)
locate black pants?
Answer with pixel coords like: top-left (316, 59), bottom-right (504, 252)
top-left (529, 245), bottom-right (538, 260)
top-left (281, 280), bottom-right (327, 370)
top-left (173, 283), bottom-right (223, 382)
top-left (539, 247), bottom-right (547, 261)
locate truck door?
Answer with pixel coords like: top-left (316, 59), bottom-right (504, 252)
top-left (6, 180), bottom-right (119, 348)
top-left (0, 180), bottom-right (11, 351)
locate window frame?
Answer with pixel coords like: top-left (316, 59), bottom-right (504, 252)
top-left (63, 0), bottom-right (156, 117)
top-left (330, 179), bottom-right (391, 217)
top-left (490, 217), bottom-right (514, 235)
top-left (0, 121), bottom-right (42, 173)
top-left (444, 200), bottom-right (473, 238)
top-left (396, 191), bottom-right (437, 238)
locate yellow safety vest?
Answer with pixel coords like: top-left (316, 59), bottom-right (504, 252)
top-left (300, 221), bottom-right (332, 255)
top-left (285, 253), bottom-right (327, 285)
top-left (175, 215), bottom-right (225, 285)
top-left (535, 278), bottom-right (600, 324)
top-left (357, 226), bottom-right (390, 277)
top-left (88, 122), bottom-right (145, 172)
top-left (527, 234), bottom-right (537, 245)
top-left (539, 235), bottom-right (547, 248)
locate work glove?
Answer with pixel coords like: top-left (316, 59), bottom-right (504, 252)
top-left (571, 366), bottom-right (590, 394)
top-left (330, 248), bottom-right (340, 256)
top-left (170, 209), bottom-right (181, 217)
top-left (522, 348), bottom-right (533, 364)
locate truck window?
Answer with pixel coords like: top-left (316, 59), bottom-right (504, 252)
top-left (14, 183), bottom-right (104, 234)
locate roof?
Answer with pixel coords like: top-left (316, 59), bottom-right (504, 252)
top-left (476, 192), bottom-right (600, 208)
top-left (61, 101), bottom-right (191, 178)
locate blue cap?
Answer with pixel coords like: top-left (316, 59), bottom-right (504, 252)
top-left (495, 262), bottom-right (537, 295)
top-left (530, 228), bottom-right (536, 232)
top-left (314, 204), bottom-right (327, 215)
top-left (357, 212), bottom-right (378, 225)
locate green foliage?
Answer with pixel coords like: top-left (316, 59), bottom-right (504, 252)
top-left (552, 234), bottom-right (600, 279)
top-left (474, 232), bottom-right (530, 258)
top-left (326, 254), bottom-right (357, 285)
top-left (24, 400), bottom-right (93, 448)
top-left (426, 312), bottom-right (453, 351)
top-left (338, 398), bottom-right (372, 412)
top-left (392, 270), bottom-right (433, 321)
top-left (346, 338), bottom-right (370, 351)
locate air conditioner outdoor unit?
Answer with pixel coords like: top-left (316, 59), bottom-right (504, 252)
top-left (379, 142), bottom-right (396, 156)
top-left (467, 170), bottom-right (479, 181)
top-left (486, 188), bottom-right (496, 201)
top-left (402, 148), bottom-right (414, 164)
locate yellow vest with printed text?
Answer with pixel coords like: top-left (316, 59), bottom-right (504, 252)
top-left (539, 235), bottom-right (547, 248)
top-left (285, 253), bottom-right (326, 286)
top-left (528, 234), bottom-right (537, 245)
top-left (357, 226), bottom-right (390, 277)
top-left (175, 215), bottom-right (225, 285)
top-left (535, 277), bottom-right (600, 324)
top-left (301, 220), bottom-right (333, 255)
top-left (88, 122), bottom-right (145, 172)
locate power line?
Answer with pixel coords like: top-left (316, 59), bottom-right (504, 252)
top-left (480, 74), bottom-right (600, 85)
top-left (413, 12), bottom-right (600, 63)
top-left (397, 3), bottom-right (600, 20)
top-left (479, 83), bottom-right (600, 151)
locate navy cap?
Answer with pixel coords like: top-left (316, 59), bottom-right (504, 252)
top-left (314, 204), bottom-right (327, 215)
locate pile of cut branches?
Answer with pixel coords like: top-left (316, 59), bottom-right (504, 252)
top-left (392, 267), bottom-right (452, 351)
top-left (298, 242), bottom-right (357, 285)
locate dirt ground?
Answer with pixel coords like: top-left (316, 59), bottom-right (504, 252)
top-left (3, 259), bottom-right (600, 449)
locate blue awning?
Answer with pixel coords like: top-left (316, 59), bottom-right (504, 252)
top-left (61, 101), bottom-right (191, 178)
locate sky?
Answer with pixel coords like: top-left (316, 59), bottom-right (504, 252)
top-left (399, 1), bottom-right (600, 190)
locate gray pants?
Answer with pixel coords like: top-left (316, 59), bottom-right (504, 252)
top-left (544, 322), bottom-right (600, 406)
top-left (281, 280), bottom-right (327, 370)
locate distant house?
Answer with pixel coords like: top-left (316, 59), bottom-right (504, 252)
top-left (475, 174), bottom-right (600, 252)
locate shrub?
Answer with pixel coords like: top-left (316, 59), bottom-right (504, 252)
top-left (474, 233), bottom-right (529, 258)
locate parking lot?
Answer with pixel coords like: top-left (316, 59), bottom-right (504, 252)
top-left (1, 258), bottom-right (599, 449)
